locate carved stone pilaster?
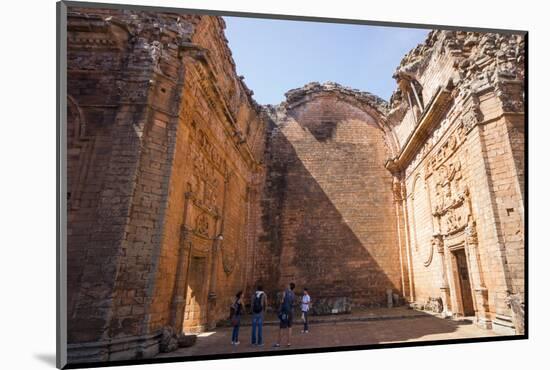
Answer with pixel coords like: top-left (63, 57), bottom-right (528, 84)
top-left (432, 233), bottom-right (444, 254)
top-left (461, 95), bottom-right (482, 133)
top-left (433, 233), bottom-right (451, 316)
top-left (465, 219), bottom-right (478, 246)
top-left (505, 293), bottom-right (525, 335)
top-left (392, 178), bottom-right (403, 202)
top-left (474, 287), bottom-right (492, 329)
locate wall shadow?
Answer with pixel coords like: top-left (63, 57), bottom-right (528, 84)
top-left (156, 314), bottom-right (497, 358)
top-left (256, 117), bottom-right (402, 308)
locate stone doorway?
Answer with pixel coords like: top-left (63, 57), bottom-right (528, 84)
top-left (183, 256), bottom-right (208, 333)
top-left (451, 248), bottom-right (475, 317)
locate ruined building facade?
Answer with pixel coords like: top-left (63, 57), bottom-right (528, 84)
top-left (65, 6), bottom-right (525, 364)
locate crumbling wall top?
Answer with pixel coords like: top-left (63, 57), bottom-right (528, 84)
top-left (390, 29), bottom-right (525, 109)
top-left (273, 81), bottom-right (389, 115)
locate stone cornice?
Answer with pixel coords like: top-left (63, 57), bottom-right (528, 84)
top-left (386, 85), bottom-right (454, 174)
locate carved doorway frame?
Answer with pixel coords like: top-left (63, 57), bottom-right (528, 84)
top-left (442, 221), bottom-right (491, 328)
top-left (446, 239), bottom-right (475, 317)
top-left (182, 240), bottom-right (211, 334)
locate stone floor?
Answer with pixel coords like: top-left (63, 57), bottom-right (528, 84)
top-left (156, 309), bottom-right (499, 358)
top-left (223, 306), bottom-right (428, 327)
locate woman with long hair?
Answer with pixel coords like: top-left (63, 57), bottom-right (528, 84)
top-left (230, 291), bottom-right (244, 345)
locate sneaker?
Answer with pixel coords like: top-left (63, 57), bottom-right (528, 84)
top-left (257, 343), bottom-right (264, 347)
top-left (273, 343), bottom-right (280, 347)
top-left (305, 330), bottom-right (309, 333)
top-left (234, 341), bottom-right (240, 345)
top-left (231, 341), bottom-right (234, 345)
top-left (301, 330), bottom-right (305, 334)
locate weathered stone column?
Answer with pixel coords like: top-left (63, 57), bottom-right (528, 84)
top-left (432, 233), bottom-right (451, 316)
top-left (464, 217), bottom-right (492, 328)
top-left (401, 185), bottom-right (416, 302)
top-left (170, 191), bottom-right (193, 333)
top-left (205, 225), bottom-right (222, 330)
top-left (392, 177), bottom-right (410, 300)
top-left (206, 172), bottom-right (230, 328)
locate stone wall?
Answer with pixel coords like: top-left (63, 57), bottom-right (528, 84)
top-left (252, 83), bottom-right (403, 308)
top-left (146, 15), bottom-right (266, 335)
top-left (66, 8), bottom-right (265, 363)
top-left (386, 30), bottom-right (525, 332)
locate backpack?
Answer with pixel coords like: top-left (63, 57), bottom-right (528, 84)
top-left (252, 292), bottom-right (263, 314)
top-left (282, 289), bottom-right (294, 313)
top-left (229, 303), bottom-right (236, 319)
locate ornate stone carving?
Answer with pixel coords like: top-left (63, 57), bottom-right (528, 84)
top-left (465, 216), bottom-right (478, 245)
top-left (432, 234), bottom-right (444, 254)
top-left (197, 129), bottom-right (227, 173)
top-left (150, 40), bottom-right (163, 73)
top-left (423, 237), bottom-right (435, 267)
top-left (195, 213), bottom-right (210, 236)
top-left (425, 297), bottom-right (444, 313)
top-left (495, 80), bottom-right (524, 113)
top-left (221, 244), bottom-right (236, 275)
top-left (392, 178), bottom-right (403, 202)
top-left (461, 98), bottom-right (482, 133)
top-left (429, 158), bottom-right (472, 237)
top-left (425, 128), bottom-right (466, 179)
top-left (433, 161), bottom-right (465, 216)
top-left (505, 293), bottom-right (525, 335)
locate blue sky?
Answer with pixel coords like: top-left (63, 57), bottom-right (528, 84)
top-left (223, 17), bottom-right (430, 105)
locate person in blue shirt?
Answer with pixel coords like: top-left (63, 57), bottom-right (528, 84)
top-left (273, 282), bottom-right (295, 347)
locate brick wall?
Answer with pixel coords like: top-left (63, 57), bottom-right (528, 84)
top-left (254, 91), bottom-right (402, 307)
top-left (66, 9), bottom-right (266, 361)
top-left (389, 31), bottom-right (525, 331)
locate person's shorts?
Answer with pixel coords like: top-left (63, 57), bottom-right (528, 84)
top-left (279, 311), bottom-right (293, 328)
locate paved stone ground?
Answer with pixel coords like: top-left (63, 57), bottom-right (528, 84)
top-left (223, 307), bottom-right (427, 327)
top-left (157, 309), bottom-right (498, 358)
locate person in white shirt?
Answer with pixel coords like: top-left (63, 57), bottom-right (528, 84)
top-left (301, 288), bottom-right (311, 333)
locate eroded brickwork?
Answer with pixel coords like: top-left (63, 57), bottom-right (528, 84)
top-left (66, 8), bottom-right (265, 363)
top-left (253, 84), bottom-right (402, 308)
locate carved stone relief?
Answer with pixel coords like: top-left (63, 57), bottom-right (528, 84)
top-left (195, 213), bottom-right (210, 237)
top-left (221, 246), bottom-right (236, 275)
top-left (432, 160), bottom-right (470, 236)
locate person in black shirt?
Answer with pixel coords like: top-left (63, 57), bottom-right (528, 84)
top-left (230, 291), bottom-right (244, 345)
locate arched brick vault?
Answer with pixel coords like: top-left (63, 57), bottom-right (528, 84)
top-left (279, 82), bottom-right (401, 158)
top-left (253, 82), bottom-right (404, 307)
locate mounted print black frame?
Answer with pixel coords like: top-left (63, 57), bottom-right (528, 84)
top-left (57, 1), bottom-right (528, 368)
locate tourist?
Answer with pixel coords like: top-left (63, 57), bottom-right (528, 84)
top-left (250, 284), bottom-right (267, 346)
top-left (301, 288), bottom-right (311, 333)
top-left (230, 291), bottom-right (244, 345)
top-left (274, 282), bottom-right (296, 347)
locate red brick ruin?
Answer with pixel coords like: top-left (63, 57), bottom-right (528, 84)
top-left (66, 7), bottom-right (525, 363)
